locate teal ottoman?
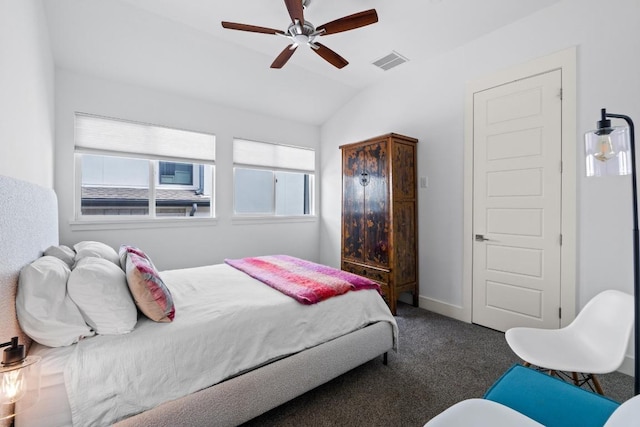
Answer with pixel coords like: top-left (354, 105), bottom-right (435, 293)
top-left (484, 364), bottom-right (620, 427)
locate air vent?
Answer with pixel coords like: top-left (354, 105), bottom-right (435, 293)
top-left (372, 51), bottom-right (409, 71)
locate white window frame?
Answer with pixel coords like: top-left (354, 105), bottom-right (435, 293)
top-left (72, 113), bottom-right (216, 228)
top-left (232, 138), bottom-right (316, 220)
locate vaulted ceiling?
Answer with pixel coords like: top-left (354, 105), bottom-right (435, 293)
top-left (43, 0), bottom-right (561, 125)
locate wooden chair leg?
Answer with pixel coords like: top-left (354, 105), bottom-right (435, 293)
top-left (591, 374), bottom-right (605, 395)
top-left (571, 372), bottom-right (580, 386)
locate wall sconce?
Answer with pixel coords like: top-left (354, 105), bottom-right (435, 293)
top-left (0, 337), bottom-right (41, 421)
top-left (584, 108), bottom-right (638, 395)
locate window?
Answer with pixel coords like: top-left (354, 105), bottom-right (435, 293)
top-left (233, 139), bottom-right (315, 216)
top-left (74, 113), bottom-right (215, 219)
top-left (159, 162), bottom-right (193, 185)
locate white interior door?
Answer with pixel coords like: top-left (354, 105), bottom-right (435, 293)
top-left (472, 69), bottom-right (562, 332)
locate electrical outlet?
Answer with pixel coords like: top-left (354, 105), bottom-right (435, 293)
top-left (420, 176), bottom-right (428, 188)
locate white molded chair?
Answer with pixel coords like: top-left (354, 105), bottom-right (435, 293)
top-left (424, 395), bottom-right (640, 427)
top-left (423, 399), bottom-right (544, 427)
top-left (505, 289), bottom-right (634, 395)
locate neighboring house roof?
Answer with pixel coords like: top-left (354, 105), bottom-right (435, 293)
top-left (82, 187), bottom-right (210, 206)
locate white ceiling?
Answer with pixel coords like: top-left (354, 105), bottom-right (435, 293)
top-left (43, 0), bottom-right (561, 125)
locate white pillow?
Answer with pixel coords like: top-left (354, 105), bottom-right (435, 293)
top-left (68, 257), bottom-right (138, 335)
top-left (73, 241), bottom-right (120, 267)
top-left (44, 244), bottom-right (75, 268)
top-left (16, 256), bottom-right (94, 347)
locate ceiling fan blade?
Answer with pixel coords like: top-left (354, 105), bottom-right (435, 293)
top-left (312, 43), bottom-right (348, 69)
top-left (284, 0), bottom-right (304, 24)
top-left (221, 21), bottom-right (284, 35)
top-left (271, 45), bottom-right (298, 69)
top-left (317, 9), bottom-right (378, 35)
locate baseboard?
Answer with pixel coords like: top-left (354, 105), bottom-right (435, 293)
top-left (415, 294), bottom-right (635, 379)
top-left (418, 295), bottom-right (469, 323)
top-left (416, 295), bottom-right (635, 379)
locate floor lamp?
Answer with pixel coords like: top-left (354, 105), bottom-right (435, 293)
top-left (584, 108), bottom-right (638, 395)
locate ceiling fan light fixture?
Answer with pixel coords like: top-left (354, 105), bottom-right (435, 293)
top-left (222, 1), bottom-right (378, 69)
top-left (294, 34), bottom-right (309, 45)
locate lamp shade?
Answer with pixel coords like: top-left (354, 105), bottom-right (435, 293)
top-left (0, 356), bottom-right (41, 419)
top-left (585, 125), bottom-right (632, 177)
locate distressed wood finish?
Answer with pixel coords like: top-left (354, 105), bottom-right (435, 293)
top-left (340, 133), bottom-right (419, 314)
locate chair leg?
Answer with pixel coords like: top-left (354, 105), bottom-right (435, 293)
top-left (567, 372), bottom-right (605, 395)
top-left (571, 372), bottom-right (580, 386)
top-left (524, 366), bottom-right (606, 395)
top-left (591, 374), bottom-right (605, 395)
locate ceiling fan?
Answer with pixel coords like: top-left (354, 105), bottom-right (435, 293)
top-left (221, 0), bottom-right (378, 69)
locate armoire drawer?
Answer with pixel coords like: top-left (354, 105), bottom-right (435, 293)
top-left (341, 262), bottom-right (390, 284)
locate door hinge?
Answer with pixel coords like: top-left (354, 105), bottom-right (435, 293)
top-left (559, 234), bottom-right (563, 246)
top-left (558, 88), bottom-right (563, 100)
top-left (559, 307), bottom-right (562, 319)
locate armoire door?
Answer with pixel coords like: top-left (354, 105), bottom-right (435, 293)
top-left (363, 141), bottom-right (389, 268)
top-left (342, 145), bottom-right (366, 263)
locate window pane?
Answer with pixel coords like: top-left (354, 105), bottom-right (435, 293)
top-left (156, 163), bottom-right (213, 218)
top-left (234, 168), bottom-right (274, 214)
top-left (80, 154), bottom-right (149, 216)
top-left (159, 162), bottom-right (193, 185)
top-left (275, 171), bottom-right (311, 215)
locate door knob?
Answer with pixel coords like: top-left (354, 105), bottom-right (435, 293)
top-left (475, 234), bottom-right (490, 242)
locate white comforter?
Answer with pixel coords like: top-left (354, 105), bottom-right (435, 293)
top-left (64, 263), bottom-right (397, 427)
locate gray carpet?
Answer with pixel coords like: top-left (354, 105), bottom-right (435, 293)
top-left (243, 302), bottom-right (635, 426)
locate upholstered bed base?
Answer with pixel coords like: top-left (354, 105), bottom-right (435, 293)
top-left (0, 175), bottom-right (57, 424)
top-left (116, 321), bottom-right (393, 427)
top-left (0, 174), bottom-right (394, 426)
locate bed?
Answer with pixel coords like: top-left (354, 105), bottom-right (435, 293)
top-left (0, 174), bottom-right (397, 427)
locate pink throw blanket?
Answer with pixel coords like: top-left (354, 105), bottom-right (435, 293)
top-left (224, 255), bottom-right (380, 304)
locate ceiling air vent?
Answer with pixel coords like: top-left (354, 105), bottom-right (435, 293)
top-left (372, 51), bottom-right (409, 71)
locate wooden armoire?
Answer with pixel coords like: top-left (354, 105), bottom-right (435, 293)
top-left (340, 133), bottom-right (419, 315)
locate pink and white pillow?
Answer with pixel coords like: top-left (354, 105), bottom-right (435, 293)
top-left (120, 245), bottom-right (175, 322)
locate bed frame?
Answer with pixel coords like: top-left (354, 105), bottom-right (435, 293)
top-left (0, 174), bottom-right (394, 427)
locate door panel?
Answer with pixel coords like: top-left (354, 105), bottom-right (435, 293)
top-left (487, 208), bottom-right (542, 236)
top-left (487, 168), bottom-right (543, 197)
top-left (485, 281), bottom-right (542, 318)
top-left (394, 201), bottom-right (416, 284)
top-left (392, 142), bottom-right (416, 199)
top-left (486, 128), bottom-right (543, 160)
top-left (472, 69), bottom-right (562, 331)
top-left (486, 245), bottom-right (542, 277)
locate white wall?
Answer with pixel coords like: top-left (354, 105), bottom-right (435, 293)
top-left (0, 0), bottom-right (55, 187)
top-left (320, 0), bottom-right (640, 313)
top-left (55, 69), bottom-right (321, 270)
